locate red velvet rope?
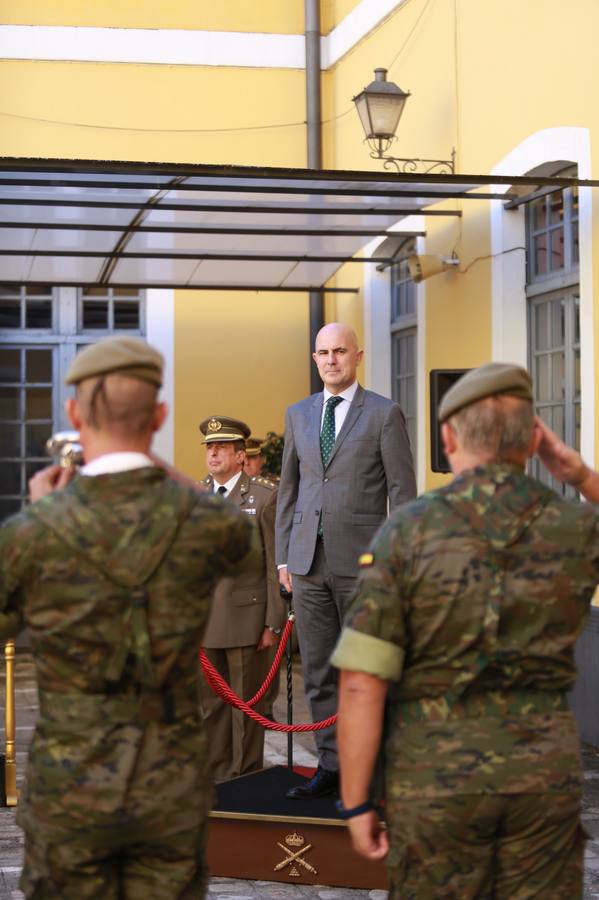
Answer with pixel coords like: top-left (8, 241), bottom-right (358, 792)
top-left (199, 617), bottom-right (338, 733)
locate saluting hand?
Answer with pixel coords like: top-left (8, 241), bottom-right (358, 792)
top-left (28, 464), bottom-right (76, 503)
top-left (535, 416), bottom-right (599, 502)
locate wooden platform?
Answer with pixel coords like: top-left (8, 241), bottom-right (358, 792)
top-left (207, 766), bottom-right (388, 890)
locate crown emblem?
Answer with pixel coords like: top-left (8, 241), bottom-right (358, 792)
top-left (285, 832), bottom-right (305, 848)
top-left (208, 418), bottom-right (222, 432)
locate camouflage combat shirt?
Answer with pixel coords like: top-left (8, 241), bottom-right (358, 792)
top-left (0, 467), bottom-right (258, 838)
top-left (332, 463), bottom-right (599, 798)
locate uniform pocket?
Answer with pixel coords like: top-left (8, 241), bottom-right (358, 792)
top-left (231, 589), bottom-right (266, 608)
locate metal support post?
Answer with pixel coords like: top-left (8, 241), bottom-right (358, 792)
top-left (4, 641), bottom-right (17, 806)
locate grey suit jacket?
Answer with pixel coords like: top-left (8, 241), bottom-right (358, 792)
top-left (202, 472), bottom-right (284, 648)
top-left (275, 384), bottom-right (417, 577)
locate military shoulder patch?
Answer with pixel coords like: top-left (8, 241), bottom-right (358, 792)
top-left (358, 552), bottom-right (375, 567)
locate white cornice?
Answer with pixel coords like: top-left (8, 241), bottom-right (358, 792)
top-left (323, 0), bottom-right (408, 68)
top-left (0, 25), bottom-right (306, 69)
top-left (0, 1), bottom-right (406, 69)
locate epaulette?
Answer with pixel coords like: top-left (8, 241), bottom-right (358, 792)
top-left (250, 475), bottom-right (277, 491)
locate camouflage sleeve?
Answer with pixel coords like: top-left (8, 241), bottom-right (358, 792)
top-left (195, 493), bottom-right (262, 578)
top-left (331, 516), bottom-right (407, 682)
top-left (0, 514), bottom-right (30, 639)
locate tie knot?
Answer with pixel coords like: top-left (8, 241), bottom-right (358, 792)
top-left (327, 396), bottom-right (343, 409)
top-left (217, 485), bottom-right (227, 495)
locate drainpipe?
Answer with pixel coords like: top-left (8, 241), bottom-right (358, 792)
top-left (305, 0), bottom-right (325, 393)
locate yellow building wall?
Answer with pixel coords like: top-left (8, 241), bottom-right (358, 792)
top-left (0, 0), bottom-right (304, 33)
top-left (322, 0), bottom-right (599, 486)
top-left (0, 60), bottom-right (309, 474)
top-left (3, 0), bottom-right (599, 482)
top-left (176, 290), bottom-right (310, 480)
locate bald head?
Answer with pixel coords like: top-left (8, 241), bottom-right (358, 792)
top-left (313, 322), bottom-right (363, 394)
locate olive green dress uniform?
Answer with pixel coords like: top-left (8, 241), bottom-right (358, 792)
top-left (0, 336), bottom-right (260, 900)
top-left (200, 470), bottom-right (284, 781)
top-left (333, 364), bottom-right (599, 899)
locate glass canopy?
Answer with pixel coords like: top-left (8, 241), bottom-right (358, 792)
top-left (0, 159), bottom-right (591, 291)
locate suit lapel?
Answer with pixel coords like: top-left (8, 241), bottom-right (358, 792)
top-left (325, 384), bottom-right (365, 469)
top-left (311, 393), bottom-right (325, 472)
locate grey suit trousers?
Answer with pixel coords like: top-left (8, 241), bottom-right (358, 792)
top-left (292, 538), bottom-right (357, 772)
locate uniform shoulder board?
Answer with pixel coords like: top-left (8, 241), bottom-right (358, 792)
top-left (251, 475), bottom-right (277, 490)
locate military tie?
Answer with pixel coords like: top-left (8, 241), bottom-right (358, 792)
top-left (320, 395), bottom-right (343, 466)
top-left (217, 485), bottom-right (227, 496)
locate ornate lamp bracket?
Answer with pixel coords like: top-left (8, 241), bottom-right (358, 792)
top-left (367, 138), bottom-right (456, 175)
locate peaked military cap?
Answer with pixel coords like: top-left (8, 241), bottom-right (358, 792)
top-left (199, 416), bottom-right (251, 444)
top-left (439, 362), bottom-right (533, 422)
top-left (245, 437), bottom-right (265, 457)
top-left (65, 336), bottom-right (163, 387)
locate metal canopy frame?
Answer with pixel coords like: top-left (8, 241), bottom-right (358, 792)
top-left (0, 157), bottom-right (595, 293)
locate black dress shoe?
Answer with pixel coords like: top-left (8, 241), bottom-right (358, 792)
top-left (286, 767), bottom-right (339, 799)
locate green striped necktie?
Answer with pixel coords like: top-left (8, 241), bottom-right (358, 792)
top-left (320, 395), bottom-right (343, 466)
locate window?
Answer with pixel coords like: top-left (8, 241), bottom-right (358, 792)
top-left (0, 286), bottom-right (146, 521)
top-left (0, 346), bottom-right (54, 521)
top-left (526, 167), bottom-right (579, 495)
top-left (80, 287), bottom-right (144, 333)
top-left (390, 239), bottom-right (417, 455)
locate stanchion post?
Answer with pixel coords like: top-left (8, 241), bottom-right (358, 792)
top-left (280, 588), bottom-right (294, 770)
top-left (4, 640), bottom-right (17, 806)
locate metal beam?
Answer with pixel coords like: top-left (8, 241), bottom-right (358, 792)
top-left (0, 249), bottom-right (404, 263)
top-left (0, 279), bottom-right (359, 293)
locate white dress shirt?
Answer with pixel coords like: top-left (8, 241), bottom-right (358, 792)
top-left (80, 452), bottom-right (154, 476)
top-left (212, 470), bottom-right (242, 498)
top-left (321, 381), bottom-right (359, 435)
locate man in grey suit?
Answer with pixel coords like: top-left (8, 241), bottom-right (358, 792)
top-left (276, 322), bottom-right (417, 798)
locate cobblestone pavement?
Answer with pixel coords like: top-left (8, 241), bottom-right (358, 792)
top-left (1, 653), bottom-right (599, 899)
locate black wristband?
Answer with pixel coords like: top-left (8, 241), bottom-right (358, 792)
top-left (335, 799), bottom-right (374, 820)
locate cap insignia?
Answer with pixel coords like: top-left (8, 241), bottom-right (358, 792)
top-left (208, 418), bottom-right (222, 433)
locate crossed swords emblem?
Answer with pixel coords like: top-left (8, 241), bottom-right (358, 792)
top-left (274, 837), bottom-right (318, 876)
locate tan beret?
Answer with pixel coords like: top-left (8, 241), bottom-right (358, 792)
top-left (245, 438), bottom-right (265, 457)
top-left (439, 362), bottom-right (533, 422)
top-left (199, 416), bottom-right (251, 444)
top-left (65, 336), bottom-right (163, 387)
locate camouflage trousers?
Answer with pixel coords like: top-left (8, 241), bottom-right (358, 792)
top-left (17, 700), bottom-right (212, 899)
top-left (386, 792), bottom-right (585, 899)
top-left (20, 821), bottom-right (209, 900)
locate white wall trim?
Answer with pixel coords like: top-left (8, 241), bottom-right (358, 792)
top-left (146, 289), bottom-right (174, 462)
top-left (0, 2), bottom-right (406, 70)
top-left (322, 0), bottom-right (407, 68)
top-left (0, 25), bottom-right (306, 69)
top-left (490, 126), bottom-right (594, 464)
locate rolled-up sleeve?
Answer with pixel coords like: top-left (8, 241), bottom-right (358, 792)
top-left (331, 627), bottom-right (404, 681)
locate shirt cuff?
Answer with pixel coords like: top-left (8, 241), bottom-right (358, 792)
top-left (330, 627), bottom-right (404, 682)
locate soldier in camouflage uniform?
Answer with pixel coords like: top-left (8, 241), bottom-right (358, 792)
top-left (0, 336), bottom-right (258, 899)
top-left (332, 362), bottom-right (598, 899)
